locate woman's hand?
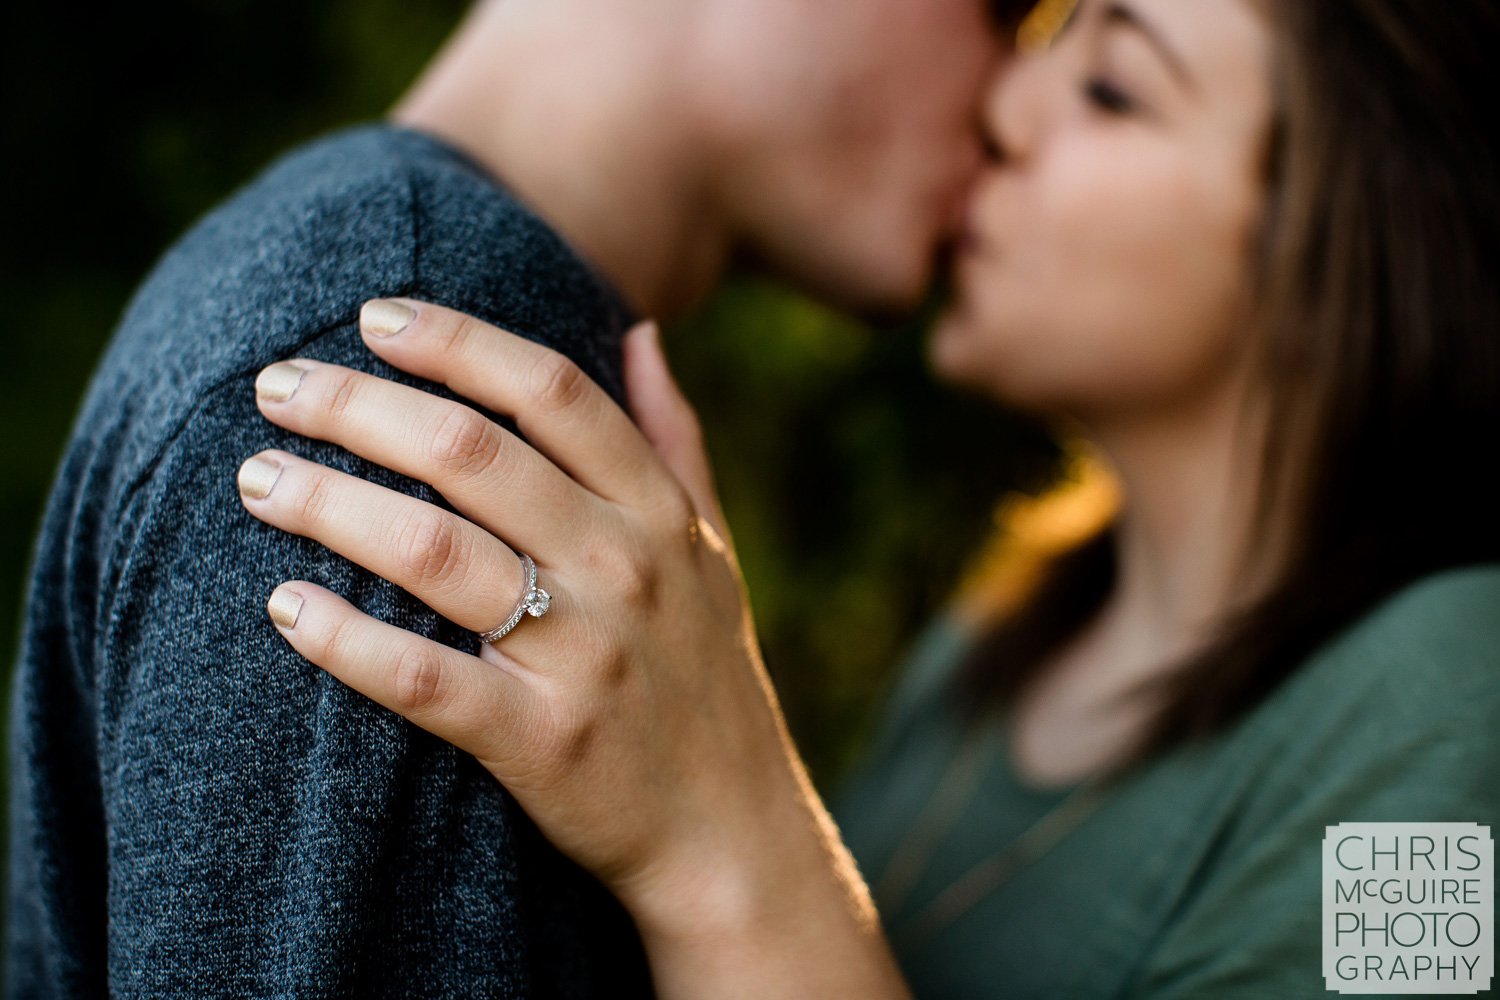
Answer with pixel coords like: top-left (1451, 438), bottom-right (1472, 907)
top-left (239, 297), bottom-right (781, 901)
top-left (236, 299), bottom-right (907, 997)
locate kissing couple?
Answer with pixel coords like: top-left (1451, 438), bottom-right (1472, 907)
top-left (9, 0), bottom-right (1500, 996)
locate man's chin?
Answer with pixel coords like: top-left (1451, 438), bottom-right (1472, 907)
top-left (819, 253), bottom-right (948, 325)
top-left (740, 243), bottom-right (939, 321)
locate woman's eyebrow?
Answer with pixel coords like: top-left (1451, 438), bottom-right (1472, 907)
top-left (1103, 2), bottom-right (1197, 93)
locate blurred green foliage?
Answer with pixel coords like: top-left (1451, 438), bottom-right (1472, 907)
top-left (0, 2), bottom-right (1058, 857)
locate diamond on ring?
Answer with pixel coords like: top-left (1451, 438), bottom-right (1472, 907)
top-left (477, 553), bottom-right (551, 644)
top-left (523, 587), bottom-right (551, 618)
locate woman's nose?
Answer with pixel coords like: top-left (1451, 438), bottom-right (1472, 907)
top-left (981, 51), bottom-right (1048, 167)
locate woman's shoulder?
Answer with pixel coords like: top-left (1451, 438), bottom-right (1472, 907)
top-left (1295, 561), bottom-right (1500, 718)
top-left (1124, 564), bottom-right (1500, 999)
top-left (1215, 561), bottom-right (1500, 832)
top-left (1346, 560), bottom-right (1500, 638)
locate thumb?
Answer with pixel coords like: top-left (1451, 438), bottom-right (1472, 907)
top-left (622, 321), bottom-right (730, 542)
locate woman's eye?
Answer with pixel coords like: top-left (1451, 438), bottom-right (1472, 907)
top-left (1083, 77), bottom-right (1135, 114)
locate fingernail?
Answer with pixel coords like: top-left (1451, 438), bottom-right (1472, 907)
top-left (363, 299), bottom-right (416, 337)
top-left (627, 319), bottom-right (659, 345)
top-left (256, 361), bottom-right (310, 402)
top-left (238, 454), bottom-right (284, 499)
top-left (268, 587), bottom-right (304, 629)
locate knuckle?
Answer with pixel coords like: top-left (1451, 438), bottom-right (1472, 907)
top-left (291, 470), bottom-right (337, 526)
top-left (544, 700), bottom-right (599, 769)
top-left (495, 699), bottom-right (564, 787)
top-left (654, 482), bottom-right (696, 532)
top-left (392, 511), bottom-right (468, 590)
top-left (324, 370), bottom-right (363, 425)
top-left (685, 514), bottom-right (707, 553)
top-left (528, 351), bottom-right (590, 416)
top-left (591, 542), bottom-right (658, 609)
top-left (391, 643), bottom-right (449, 714)
top-left (442, 313), bottom-right (488, 357)
top-left (319, 610), bottom-right (361, 666)
top-left (428, 405), bottom-right (503, 479)
top-left (594, 647), bottom-right (632, 694)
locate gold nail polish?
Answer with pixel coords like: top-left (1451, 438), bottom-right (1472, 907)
top-left (363, 299), bottom-right (416, 337)
top-left (238, 455), bottom-right (284, 499)
top-left (256, 361), bottom-right (309, 402)
top-left (268, 588), bottom-right (304, 629)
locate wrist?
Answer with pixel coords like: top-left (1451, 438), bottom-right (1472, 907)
top-left (608, 704), bottom-right (832, 931)
top-left (620, 775), bottom-right (832, 943)
top-left (617, 770), bottom-right (906, 998)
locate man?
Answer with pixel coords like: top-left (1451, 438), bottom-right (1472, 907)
top-left (5, 0), bottom-right (1006, 994)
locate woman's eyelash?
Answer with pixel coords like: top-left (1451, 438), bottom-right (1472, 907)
top-left (1083, 77), bottom-right (1135, 114)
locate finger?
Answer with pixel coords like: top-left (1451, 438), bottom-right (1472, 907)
top-left (621, 321), bottom-right (729, 541)
top-left (255, 357), bottom-right (604, 560)
top-left (264, 580), bottom-right (542, 767)
top-left (238, 446), bottom-right (561, 655)
top-left (355, 298), bottom-right (676, 515)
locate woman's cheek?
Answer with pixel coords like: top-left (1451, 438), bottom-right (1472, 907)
top-left (930, 145), bottom-right (1202, 405)
top-left (932, 130), bottom-right (1262, 411)
top-left (927, 280), bottom-right (1071, 406)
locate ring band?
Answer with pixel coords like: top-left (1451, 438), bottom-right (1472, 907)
top-left (477, 553), bottom-right (552, 644)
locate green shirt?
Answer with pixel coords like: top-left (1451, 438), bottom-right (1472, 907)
top-left (830, 563), bottom-right (1500, 998)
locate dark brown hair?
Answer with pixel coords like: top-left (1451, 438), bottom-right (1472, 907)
top-left (955, 0), bottom-right (1500, 770)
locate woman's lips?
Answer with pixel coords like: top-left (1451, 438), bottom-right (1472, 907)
top-left (954, 213), bottom-right (985, 257)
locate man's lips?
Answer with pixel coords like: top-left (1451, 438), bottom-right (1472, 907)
top-left (941, 175), bottom-right (988, 255)
top-left (951, 208), bottom-right (985, 258)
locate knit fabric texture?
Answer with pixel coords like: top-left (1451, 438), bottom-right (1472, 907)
top-left (5, 121), bottom-right (655, 998)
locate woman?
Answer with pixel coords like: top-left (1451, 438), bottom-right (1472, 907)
top-left (236, 0), bottom-right (1500, 994)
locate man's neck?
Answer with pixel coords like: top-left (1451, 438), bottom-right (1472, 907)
top-left (389, 0), bottom-right (730, 319)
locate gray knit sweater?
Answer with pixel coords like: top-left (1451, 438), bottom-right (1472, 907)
top-left (5, 122), bottom-right (654, 998)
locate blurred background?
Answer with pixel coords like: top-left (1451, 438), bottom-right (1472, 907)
top-left (0, 0), bottom-right (1063, 858)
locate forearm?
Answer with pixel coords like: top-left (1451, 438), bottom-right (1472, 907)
top-left (622, 764), bottom-right (911, 999)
